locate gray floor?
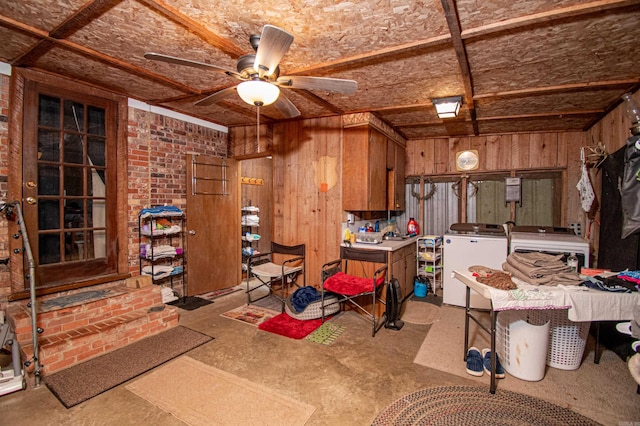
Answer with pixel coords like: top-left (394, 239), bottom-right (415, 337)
top-left (0, 285), bottom-right (627, 425)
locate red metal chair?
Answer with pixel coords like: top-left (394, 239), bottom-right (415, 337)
top-left (320, 246), bottom-right (388, 337)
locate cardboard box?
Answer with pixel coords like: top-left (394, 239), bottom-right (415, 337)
top-left (125, 275), bottom-right (152, 288)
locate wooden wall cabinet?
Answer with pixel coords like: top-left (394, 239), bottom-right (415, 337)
top-left (343, 126), bottom-right (406, 212)
top-left (387, 140), bottom-right (406, 211)
top-left (343, 126), bottom-right (388, 211)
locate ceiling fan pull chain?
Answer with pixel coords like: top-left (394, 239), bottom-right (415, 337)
top-left (256, 106), bottom-right (260, 153)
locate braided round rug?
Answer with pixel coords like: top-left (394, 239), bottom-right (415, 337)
top-left (372, 385), bottom-right (600, 426)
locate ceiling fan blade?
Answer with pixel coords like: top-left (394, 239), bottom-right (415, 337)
top-left (273, 94), bottom-right (301, 118)
top-left (194, 86), bottom-right (238, 106)
top-left (254, 25), bottom-right (294, 78)
top-left (144, 52), bottom-right (242, 78)
top-left (276, 76), bottom-right (358, 94)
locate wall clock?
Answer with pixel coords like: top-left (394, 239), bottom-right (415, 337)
top-left (455, 150), bottom-right (479, 171)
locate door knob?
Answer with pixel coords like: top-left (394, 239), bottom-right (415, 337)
top-left (25, 181), bottom-right (37, 189)
top-left (25, 197), bottom-right (37, 205)
top-left (188, 230), bottom-right (196, 235)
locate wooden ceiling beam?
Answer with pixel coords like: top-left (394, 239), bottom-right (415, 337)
top-left (0, 13), bottom-right (199, 94)
top-left (0, 14), bottom-right (49, 38)
top-left (152, 98), bottom-right (260, 120)
top-left (57, 38), bottom-right (200, 94)
top-left (440, 0), bottom-right (478, 136)
top-left (213, 101), bottom-right (258, 119)
top-left (143, 92), bottom-right (209, 104)
top-left (0, 13), bottom-right (54, 66)
top-left (476, 110), bottom-right (602, 121)
top-left (474, 79), bottom-right (640, 99)
top-left (371, 103), bottom-right (432, 113)
top-left (285, 35), bottom-right (451, 75)
top-left (397, 119), bottom-right (470, 128)
top-left (49, 0), bottom-right (123, 39)
top-left (293, 91), bottom-right (346, 115)
top-left (135, 0), bottom-right (246, 58)
top-left (583, 81), bottom-right (640, 129)
top-left (462, 0), bottom-right (640, 40)
top-left (394, 110), bottom-right (602, 128)
top-left (9, 0), bottom-right (123, 66)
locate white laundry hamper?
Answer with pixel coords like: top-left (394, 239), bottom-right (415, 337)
top-left (529, 308), bottom-right (590, 371)
top-left (496, 310), bottom-right (550, 381)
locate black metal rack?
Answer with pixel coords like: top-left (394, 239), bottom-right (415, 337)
top-left (241, 205), bottom-right (259, 274)
top-left (138, 210), bottom-right (186, 298)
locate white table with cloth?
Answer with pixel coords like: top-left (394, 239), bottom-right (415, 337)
top-left (453, 269), bottom-right (640, 393)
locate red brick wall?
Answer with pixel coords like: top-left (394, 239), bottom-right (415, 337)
top-left (126, 107), bottom-right (228, 278)
top-left (0, 70), bottom-right (228, 305)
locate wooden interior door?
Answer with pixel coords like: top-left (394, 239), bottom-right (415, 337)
top-left (186, 154), bottom-right (241, 295)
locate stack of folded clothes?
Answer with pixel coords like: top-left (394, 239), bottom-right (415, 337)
top-left (502, 251), bottom-right (582, 286)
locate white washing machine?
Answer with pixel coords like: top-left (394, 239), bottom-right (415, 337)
top-left (442, 232), bottom-right (508, 309)
top-left (510, 232), bottom-right (590, 269)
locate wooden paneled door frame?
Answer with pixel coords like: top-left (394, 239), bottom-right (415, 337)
top-left (185, 154), bottom-right (241, 295)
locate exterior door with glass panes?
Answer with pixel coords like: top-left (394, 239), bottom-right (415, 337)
top-left (22, 81), bottom-right (117, 288)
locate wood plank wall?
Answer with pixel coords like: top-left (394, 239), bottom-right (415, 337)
top-left (231, 92), bottom-right (637, 278)
top-left (406, 132), bottom-right (586, 236)
top-left (406, 133), bottom-right (575, 176)
top-left (271, 116), bottom-right (343, 287)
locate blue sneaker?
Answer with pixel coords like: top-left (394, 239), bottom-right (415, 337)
top-left (482, 348), bottom-right (505, 379)
top-left (465, 347), bottom-right (484, 377)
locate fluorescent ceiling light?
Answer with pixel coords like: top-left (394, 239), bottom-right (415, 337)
top-left (432, 96), bottom-right (462, 119)
top-left (237, 80), bottom-right (280, 106)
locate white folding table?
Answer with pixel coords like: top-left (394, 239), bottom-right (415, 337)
top-left (453, 269), bottom-right (640, 393)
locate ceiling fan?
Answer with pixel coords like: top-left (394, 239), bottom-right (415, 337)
top-left (144, 25), bottom-right (358, 118)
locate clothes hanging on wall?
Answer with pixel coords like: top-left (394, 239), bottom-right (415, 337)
top-left (598, 145), bottom-right (640, 270)
top-left (577, 147), bottom-right (596, 212)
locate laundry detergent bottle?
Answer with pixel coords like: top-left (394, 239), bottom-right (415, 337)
top-left (407, 217), bottom-right (420, 236)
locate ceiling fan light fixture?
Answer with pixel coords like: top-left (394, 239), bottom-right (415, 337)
top-left (432, 96), bottom-right (462, 119)
top-left (237, 80), bottom-right (280, 106)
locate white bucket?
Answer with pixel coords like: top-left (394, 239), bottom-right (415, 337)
top-left (497, 310), bottom-right (550, 381)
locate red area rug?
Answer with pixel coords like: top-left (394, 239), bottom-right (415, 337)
top-left (258, 313), bottom-right (326, 339)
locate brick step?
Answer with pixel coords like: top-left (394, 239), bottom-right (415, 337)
top-left (5, 284), bottom-right (179, 376)
top-left (7, 285), bottom-right (164, 345)
top-left (20, 304), bottom-right (178, 375)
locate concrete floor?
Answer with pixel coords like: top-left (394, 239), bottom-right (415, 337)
top-left (0, 287), bottom-right (472, 425)
top-left (0, 285), bottom-right (629, 425)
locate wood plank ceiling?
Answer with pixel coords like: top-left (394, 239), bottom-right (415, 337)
top-left (1, 0), bottom-right (639, 140)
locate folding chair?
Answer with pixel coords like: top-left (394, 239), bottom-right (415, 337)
top-left (320, 246), bottom-right (388, 337)
top-left (246, 242), bottom-right (305, 311)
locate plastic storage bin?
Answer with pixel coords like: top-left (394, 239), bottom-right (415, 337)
top-left (529, 308), bottom-right (589, 370)
top-left (496, 310), bottom-right (550, 381)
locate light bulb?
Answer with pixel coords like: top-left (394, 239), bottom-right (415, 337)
top-left (237, 80), bottom-right (280, 106)
top-left (622, 92), bottom-right (640, 124)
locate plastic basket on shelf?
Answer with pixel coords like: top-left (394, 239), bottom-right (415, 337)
top-left (529, 309), bottom-right (589, 371)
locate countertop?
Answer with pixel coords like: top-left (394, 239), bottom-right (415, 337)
top-left (342, 236), bottom-right (418, 252)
